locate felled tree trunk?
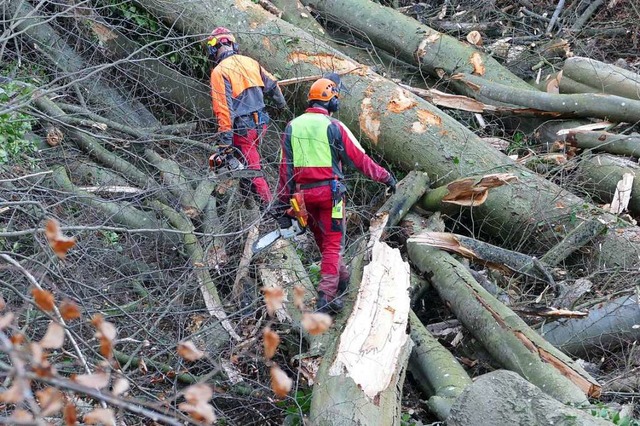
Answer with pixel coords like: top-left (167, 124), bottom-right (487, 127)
top-left (563, 56), bottom-right (640, 101)
top-left (406, 238), bottom-right (600, 404)
top-left (447, 370), bottom-right (610, 426)
top-left (408, 310), bottom-right (472, 420)
top-left (127, 0), bottom-right (640, 271)
top-left (299, 0), bottom-right (533, 96)
top-left (567, 131), bottom-right (640, 158)
top-left (453, 72), bottom-right (640, 123)
top-left (310, 214), bottom-right (412, 426)
top-left (574, 154), bottom-right (640, 215)
top-left (540, 294), bottom-right (640, 357)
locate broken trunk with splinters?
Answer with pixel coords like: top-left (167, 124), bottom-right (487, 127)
top-left (310, 213), bottom-right (412, 425)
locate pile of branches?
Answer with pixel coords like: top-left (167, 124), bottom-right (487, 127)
top-left (1, 0), bottom-right (640, 424)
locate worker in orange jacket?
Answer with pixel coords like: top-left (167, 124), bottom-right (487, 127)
top-left (206, 27), bottom-right (287, 205)
top-left (277, 75), bottom-right (396, 314)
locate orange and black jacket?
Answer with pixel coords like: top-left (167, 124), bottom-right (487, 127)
top-left (210, 53), bottom-right (286, 144)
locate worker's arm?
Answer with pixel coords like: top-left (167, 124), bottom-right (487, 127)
top-left (260, 67), bottom-right (287, 109)
top-left (332, 120), bottom-right (391, 184)
top-left (210, 68), bottom-right (234, 145)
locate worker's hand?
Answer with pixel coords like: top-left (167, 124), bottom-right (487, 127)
top-left (385, 174), bottom-right (397, 195)
top-left (218, 131), bottom-right (232, 146)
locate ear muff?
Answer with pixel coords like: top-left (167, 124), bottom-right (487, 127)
top-left (207, 44), bottom-right (218, 60)
top-left (327, 96), bottom-right (340, 113)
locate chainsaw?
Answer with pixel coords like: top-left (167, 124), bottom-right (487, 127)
top-left (253, 192), bottom-right (308, 254)
top-left (208, 145), bottom-right (262, 180)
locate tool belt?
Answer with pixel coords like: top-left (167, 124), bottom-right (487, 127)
top-left (234, 110), bottom-right (268, 132)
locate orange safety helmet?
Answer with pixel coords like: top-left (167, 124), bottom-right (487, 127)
top-left (307, 78), bottom-right (340, 102)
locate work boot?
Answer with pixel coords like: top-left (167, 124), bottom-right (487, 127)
top-left (316, 291), bottom-right (343, 314)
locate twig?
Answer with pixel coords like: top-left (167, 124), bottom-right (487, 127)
top-left (277, 67), bottom-right (362, 86)
top-left (546, 0), bottom-right (565, 34)
top-left (571, 0), bottom-right (605, 31)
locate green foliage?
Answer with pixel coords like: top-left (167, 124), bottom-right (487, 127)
top-left (507, 131), bottom-right (528, 155)
top-left (590, 404), bottom-right (639, 425)
top-left (0, 83), bottom-right (36, 165)
top-left (279, 389), bottom-right (312, 426)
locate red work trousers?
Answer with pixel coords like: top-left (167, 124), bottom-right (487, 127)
top-left (233, 124), bottom-right (272, 204)
top-left (302, 185), bottom-right (350, 300)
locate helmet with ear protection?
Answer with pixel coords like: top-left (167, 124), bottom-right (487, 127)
top-left (308, 78), bottom-right (341, 112)
top-left (205, 27), bottom-right (238, 61)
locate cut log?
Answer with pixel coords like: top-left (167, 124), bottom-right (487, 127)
top-left (540, 219), bottom-right (607, 267)
top-left (407, 236), bottom-right (600, 403)
top-left (447, 370), bottom-right (611, 426)
top-left (408, 310), bottom-right (472, 420)
top-left (453, 72), bottom-right (640, 123)
top-left (540, 294), bottom-right (640, 357)
top-left (310, 213), bottom-right (412, 425)
top-left (574, 154), bottom-right (640, 216)
top-left (566, 130), bottom-right (640, 157)
top-left (563, 56), bottom-right (640, 101)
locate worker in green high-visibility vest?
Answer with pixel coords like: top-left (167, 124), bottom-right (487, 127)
top-left (276, 74), bottom-right (396, 314)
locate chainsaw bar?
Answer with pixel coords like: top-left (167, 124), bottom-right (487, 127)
top-left (207, 169), bottom-right (263, 180)
top-left (252, 229), bottom-right (282, 254)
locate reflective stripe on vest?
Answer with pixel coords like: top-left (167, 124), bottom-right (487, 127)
top-left (289, 113), bottom-right (332, 168)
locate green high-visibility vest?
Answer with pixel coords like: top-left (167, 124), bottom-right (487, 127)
top-left (289, 113), bottom-right (333, 168)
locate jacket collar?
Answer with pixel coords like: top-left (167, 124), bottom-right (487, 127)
top-left (305, 106), bottom-right (330, 115)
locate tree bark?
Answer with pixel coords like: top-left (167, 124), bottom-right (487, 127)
top-left (407, 238), bottom-right (600, 404)
top-left (574, 154), bottom-right (640, 216)
top-left (540, 294), bottom-right (640, 357)
top-left (567, 130), bottom-right (640, 158)
top-left (447, 370), bottom-right (610, 426)
top-left (563, 56), bottom-right (640, 101)
top-left (454, 72), bottom-right (640, 123)
top-left (299, 0), bottom-right (533, 96)
top-left (408, 310), bottom-right (472, 420)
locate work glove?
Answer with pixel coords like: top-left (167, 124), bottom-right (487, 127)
top-left (218, 131), bottom-right (233, 146)
top-left (385, 174), bottom-right (397, 195)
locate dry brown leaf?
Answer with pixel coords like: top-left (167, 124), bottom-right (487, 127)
top-left (179, 400), bottom-right (217, 424)
top-left (546, 77), bottom-right (560, 94)
top-left (60, 299), bottom-right (81, 321)
top-left (64, 402), bottom-right (78, 426)
top-left (10, 332), bottom-right (25, 345)
top-left (84, 408), bottom-right (115, 425)
top-left (293, 285), bottom-right (305, 311)
top-left (301, 312), bottom-right (333, 336)
top-left (0, 312), bottom-right (15, 330)
top-left (139, 357), bottom-right (148, 374)
top-left (30, 342), bottom-right (44, 364)
top-left (0, 379), bottom-right (27, 403)
top-left (44, 218), bottom-right (76, 259)
top-left (183, 383), bottom-right (213, 403)
top-left (10, 409), bottom-right (33, 422)
top-left (261, 286), bottom-right (285, 316)
top-left (92, 314), bottom-right (116, 358)
top-left (40, 321), bottom-right (65, 349)
top-left (270, 365), bottom-right (293, 398)
top-left (470, 52), bottom-right (485, 76)
top-left (32, 288), bottom-right (55, 311)
top-left (177, 340), bottom-right (205, 361)
top-left (466, 30), bottom-right (483, 46)
top-left (112, 378), bottom-right (129, 396)
top-left (263, 327), bottom-right (280, 359)
top-left (0, 295), bottom-right (5, 310)
top-left (36, 387), bottom-right (64, 416)
top-left (74, 371), bottom-right (110, 389)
